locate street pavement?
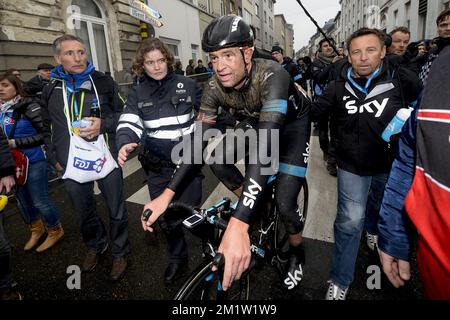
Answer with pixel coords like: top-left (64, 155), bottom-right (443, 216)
top-left (1, 134), bottom-right (422, 301)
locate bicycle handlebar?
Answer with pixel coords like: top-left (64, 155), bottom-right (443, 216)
top-left (141, 198), bottom-right (231, 231)
top-left (170, 198), bottom-right (231, 232)
top-left (168, 201), bottom-right (197, 214)
top-left (141, 202), bottom-right (197, 222)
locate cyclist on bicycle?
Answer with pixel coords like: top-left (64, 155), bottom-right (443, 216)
top-left (142, 15), bottom-right (311, 291)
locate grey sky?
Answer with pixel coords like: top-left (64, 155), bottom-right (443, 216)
top-left (274, 0), bottom-right (340, 52)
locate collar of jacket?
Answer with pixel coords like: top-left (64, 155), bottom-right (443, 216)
top-left (435, 36), bottom-right (450, 51)
top-left (0, 96), bottom-right (35, 114)
top-left (143, 70), bottom-right (175, 87)
top-left (341, 58), bottom-right (388, 82)
top-left (282, 57), bottom-right (293, 65)
top-left (342, 60), bottom-right (390, 95)
top-left (12, 97), bottom-right (35, 110)
top-left (50, 61), bottom-right (96, 90)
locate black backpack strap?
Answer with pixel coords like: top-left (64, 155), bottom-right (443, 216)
top-left (7, 106), bottom-right (24, 139)
top-left (44, 79), bottom-right (58, 105)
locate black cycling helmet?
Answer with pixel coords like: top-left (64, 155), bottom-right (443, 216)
top-left (202, 15), bottom-right (254, 52)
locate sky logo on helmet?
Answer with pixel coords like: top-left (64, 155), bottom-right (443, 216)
top-left (74, 157), bottom-right (107, 173)
top-left (231, 16), bottom-right (242, 32)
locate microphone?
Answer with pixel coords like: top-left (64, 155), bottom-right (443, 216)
top-left (171, 96), bottom-right (180, 107)
top-left (171, 96), bottom-right (186, 109)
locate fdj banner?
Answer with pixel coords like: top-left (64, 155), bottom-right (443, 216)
top-left (63, 134), bottom-right (118, 183)
top-left (73, 157), bottom-right (107, 173)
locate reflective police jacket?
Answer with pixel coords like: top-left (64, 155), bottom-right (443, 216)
top-left (116, 71), bottom-right (202, 161)
top-left (311, 59), bottom-right (422, 176)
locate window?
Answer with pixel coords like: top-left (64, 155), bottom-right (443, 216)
top-left (255, 3), bottom-right (259, 16)
top-left (71, 0), bottom-right (113, 74)
top-left (191, 44), bottom-right (199, 62)
top-left (418, 0), bottom-right (428, 39)
top-left (393, 9), bottom-right (398, 26)
top-left (264, 11), bottom-right (267, 23)
top-left (207, 0), bottom-right (212, 13)
top-left (166, 44), bottom-right (179, 60)
top-left (200, 0), bottom-right (212, 13)
top-left (243, 9), bottom-right (252, 25)
top-left (160, 37), bottom-right (181, 61)
top-left (230, 0), bottom-right (235, 13)
top-left (405, 2), bottom-right (411, 29)
top-left (255, 27), bottom-right (260, 39)
top-left (220, 0), bottom-right (225, 15)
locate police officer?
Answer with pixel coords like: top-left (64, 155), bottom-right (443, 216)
top-left (116, 37), bottom-right (203, 284)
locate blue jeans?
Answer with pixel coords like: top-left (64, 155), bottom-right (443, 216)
top-left (329, 168), bottom-right (388, 289)
top-left (15, 160), bottom-right (61, 227)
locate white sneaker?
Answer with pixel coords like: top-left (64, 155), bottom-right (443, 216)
top-left (325, 281), bottom-right (348, 300)
top-left (366, 232), bottom-right (378, 251)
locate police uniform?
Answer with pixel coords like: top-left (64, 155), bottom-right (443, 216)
top-left (117, 70), bottom-right (203, 265)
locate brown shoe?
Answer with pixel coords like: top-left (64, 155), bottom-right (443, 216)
top-left (82, 250), bottom-right (99, 272)
top-left (24, 219), bottom-right (46, 251)
top-left (36, 223), bottom-right (64, 253)
top-left (81, 243), bottom-right (108, 272)
top-left (110, 257), bottom-right (127, 282)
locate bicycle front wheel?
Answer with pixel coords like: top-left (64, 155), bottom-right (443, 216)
top-left (173, 259), bottom-right (250, 300)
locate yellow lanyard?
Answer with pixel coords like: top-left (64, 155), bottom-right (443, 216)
top-left (70, 91), bottom-right (85, 122)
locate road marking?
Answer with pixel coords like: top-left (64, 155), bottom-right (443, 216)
top-left (126, 185), bottom-right (150, 204)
